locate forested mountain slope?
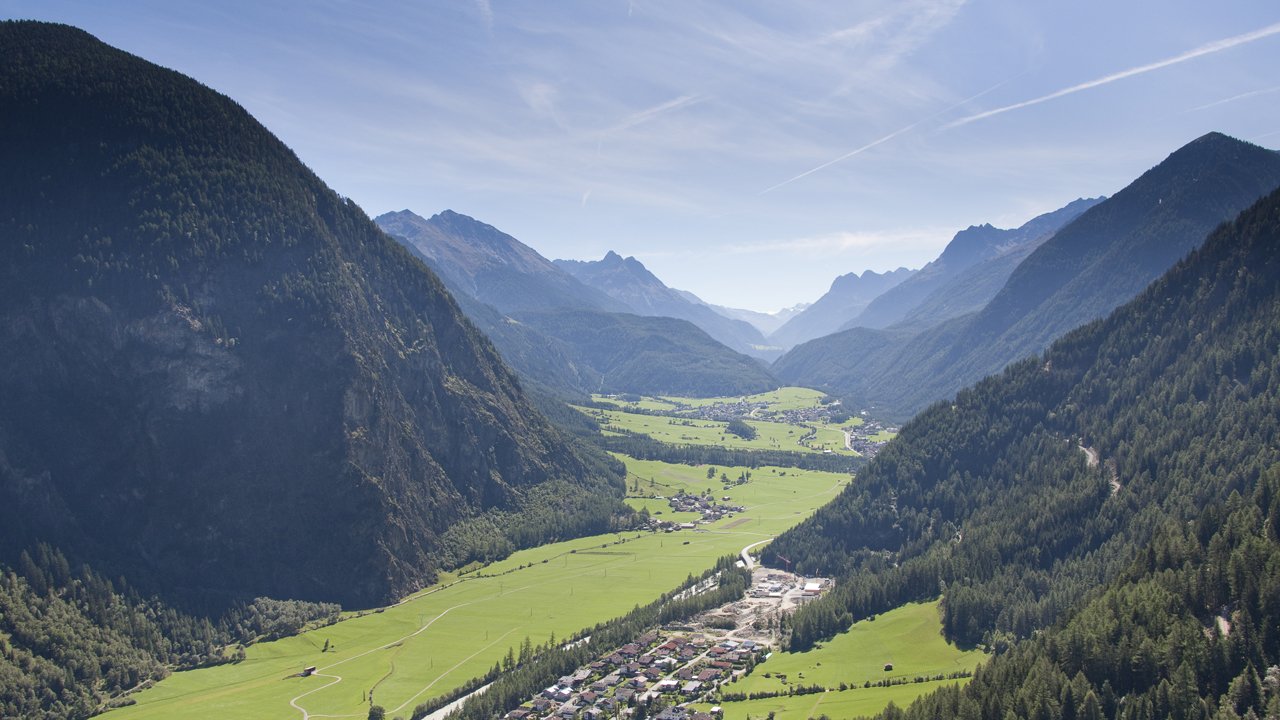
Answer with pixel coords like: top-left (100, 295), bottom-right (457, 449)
top-left (0, 21), bottom-right (626, 611)
top-left (775, 133), bottom-right (1280, 419)
top-left (767, 185), bottom-right (1280, 719)
top-left (511, 309), bottom-right (779, 397)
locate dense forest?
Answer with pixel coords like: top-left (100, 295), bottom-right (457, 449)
top-left (766, 186), bottom-right (1280, 717)
top-left (0, 545), bottom-right (339, 719)
top-left (511, 308), bottom-right (779, 397)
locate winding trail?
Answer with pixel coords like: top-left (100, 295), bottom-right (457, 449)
top-left (287, 602), bottom-right (477, 720)
top-left (289, 672), bottom-right (343, 720)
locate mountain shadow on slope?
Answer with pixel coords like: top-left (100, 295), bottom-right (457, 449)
top-left (0, 21), bottom-right (627, 610)
top-left (511, 309), bottom-right (779, 397)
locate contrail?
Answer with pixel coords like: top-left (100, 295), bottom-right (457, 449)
top-left (947, 21), bottom-right (1280, 129)
top-left (759, 74), bottom-right (1020, 195)
top-left (609, 94), bottom-right (703, 134)
top-left (1186, 85), bottom-right (1280, 113)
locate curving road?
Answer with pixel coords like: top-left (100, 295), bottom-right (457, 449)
top-left (740, 538), bottom-right (773, 570)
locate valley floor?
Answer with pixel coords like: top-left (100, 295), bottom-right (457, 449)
top-left (105, 456), bottom-right (848, 720)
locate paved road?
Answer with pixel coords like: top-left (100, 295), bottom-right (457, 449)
top-left (740, 538), bottom-right (773, 570)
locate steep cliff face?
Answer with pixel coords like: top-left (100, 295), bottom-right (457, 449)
top-left (0, 21), bottom-right (622, 608)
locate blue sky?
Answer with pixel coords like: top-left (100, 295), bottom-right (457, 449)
top-left (5, 2), bottom-right (1280, 311)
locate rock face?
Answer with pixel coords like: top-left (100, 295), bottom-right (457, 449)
top-left (0, 21), bottom-right (620, 608)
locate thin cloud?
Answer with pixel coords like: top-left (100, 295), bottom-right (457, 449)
top-left (472, 0), bottom-right (493, 32)
top-left (640, 227), bottom-right (951, 259)
top-left (947, 21), bottom-right (1280, 129)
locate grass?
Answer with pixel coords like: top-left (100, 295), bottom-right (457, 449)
top-left (710, 600), bottom-right (984, 719)
top-left (107, 457), bottom-right (848, 720)
top-left (704, 678), bottom-right (972, 720)
top-left (580, 407), bottom-right (858, 456)
top-left (592, 387), bottom-right (831, 414)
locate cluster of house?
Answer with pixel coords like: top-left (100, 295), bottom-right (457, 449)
top-left (666, 492), bottom-right (744, 522)
top-left (666, 400), bottom-right (835, 427)
top-left (845, 420), bottom-right (898, 459)
top-left (504, 631), bottom-right (766, 720)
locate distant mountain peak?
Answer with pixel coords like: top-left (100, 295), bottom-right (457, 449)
top-left (554, 251), bottom-right (770, 357)
top-left (376, 209), bottom-right (625, 313)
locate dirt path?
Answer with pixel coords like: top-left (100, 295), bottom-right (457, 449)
top-left (289, 672), bottom-right (343, 720)
top-left (1079, 443), bottom-right (1120, 495)
top-left (1078, 443), bottom-right (1099, 468)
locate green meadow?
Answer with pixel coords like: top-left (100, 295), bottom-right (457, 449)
top-left (579, 407), bottom-right (858, 456)
top-left (708, 679), bottom-right (970, 720)
top-left (593, 386), bottom-right (831, 415)
top-left (107, 457), bottom-right (848, 720)
top-left (868, 429), bottom-right (898, 442)
top-left (710, 601), bottom-right (984, 720)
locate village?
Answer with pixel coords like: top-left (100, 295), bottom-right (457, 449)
top-left (501, 568), bottom-right (831, 720)
top-left (843, 417), bottom-right (898, 460)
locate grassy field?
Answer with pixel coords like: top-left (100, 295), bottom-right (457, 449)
top-left (580, 407), bottom-right (858, 456)
top-left (621, 457), bottom-right (848, 519)
top-left (868, 429), bottom-right (898, 443)
top-left (711, 601), bottom-right (984, 719)
top-left (593, 387), bottom-right (831, 414)
top-left (706, 678), bottom-right (971, 720)
top-left (107, 457), bottom-right (848, 720)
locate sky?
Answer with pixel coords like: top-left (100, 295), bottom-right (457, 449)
top-left (4, 2), bottom-right (1280, 312)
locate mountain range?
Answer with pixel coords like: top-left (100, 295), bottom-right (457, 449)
top-left (376, 209), bottom-right (778, 396)
top-left (766, 267), bottom-right (916, 349)
top-left (555, 251), bottom-right (772, 357)
top-left (766, 180), bottom-right (1280, 720)
top-left (774, 132), bottom-right (1280, 419)
top-left (841, 196), bottom-right (1103, 333)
